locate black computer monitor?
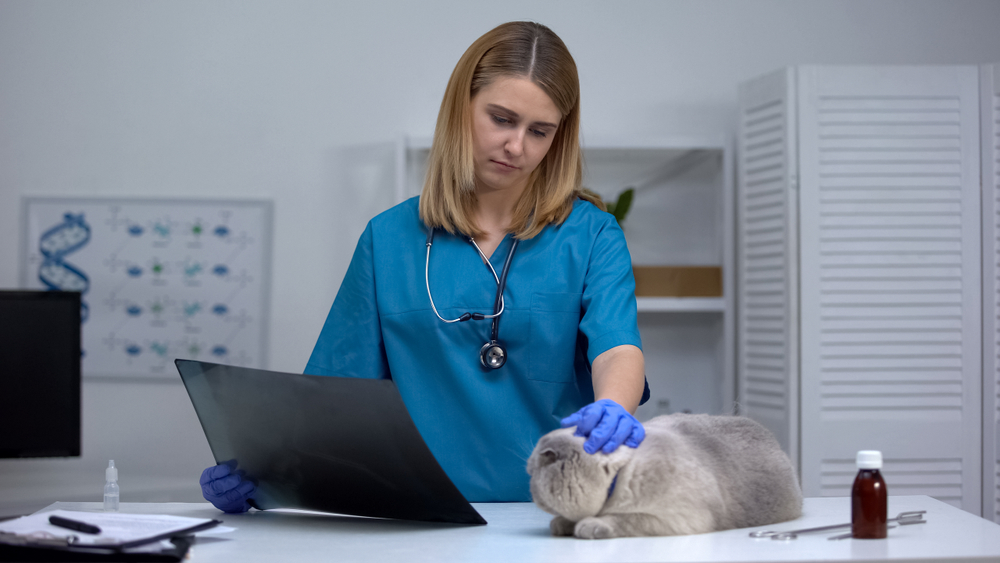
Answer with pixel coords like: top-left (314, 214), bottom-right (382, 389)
top-left (0, 290), bottom-right (81, 458)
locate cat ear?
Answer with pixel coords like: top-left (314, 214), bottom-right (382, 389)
top-left (527, 448), bottom-right (559, 476)
top-left (538, 449), bottom-right (559, 467)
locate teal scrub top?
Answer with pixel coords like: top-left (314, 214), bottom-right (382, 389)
top-left (305, 196), bottom-right (646, 501)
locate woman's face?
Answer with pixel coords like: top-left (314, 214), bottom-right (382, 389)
top-left (470, 76), bottom-right (561, 197)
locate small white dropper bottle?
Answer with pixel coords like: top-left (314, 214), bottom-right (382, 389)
top-left (103, 460), bottom-right (119, 512)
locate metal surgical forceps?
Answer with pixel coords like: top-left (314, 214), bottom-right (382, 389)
top-left (748, 510), bottom-right (926, 540)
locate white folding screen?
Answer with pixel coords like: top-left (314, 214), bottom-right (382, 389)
top-left (736, 69), bottom-right (799, 468)
top-left (983, 63), bottom-right (1000, 523)
top-left (797, 66), bottom-right (982, 513)
top-left (738, 66), bottom-right (985, 514)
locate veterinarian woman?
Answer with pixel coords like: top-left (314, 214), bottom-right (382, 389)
top-left (200, 21), bottom-right (649, 510)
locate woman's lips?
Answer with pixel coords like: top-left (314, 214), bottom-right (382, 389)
top-left (492, 160), bottom-right (519, 170)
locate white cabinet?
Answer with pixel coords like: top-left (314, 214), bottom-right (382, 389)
top-left (397, 136), bottom-right (734, 419)
top-left (981, 63), bottom-right (1000, 523)
top-left (738, 65), bottom-right (991, 516)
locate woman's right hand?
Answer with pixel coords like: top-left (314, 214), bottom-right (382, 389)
top-left (560, 399), bottom-right (645, 455)
top-left (200, 462), bottom-right (256, 513)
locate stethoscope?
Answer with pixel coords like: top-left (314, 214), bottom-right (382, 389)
top-left (425, 228), bottom-right (519, 369)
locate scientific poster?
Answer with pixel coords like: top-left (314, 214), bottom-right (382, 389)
top-left (21, 198), bottom-right (272, 378)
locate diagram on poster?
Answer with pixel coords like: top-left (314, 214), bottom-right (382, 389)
top-left (22, 198), bottom-right (272, 378)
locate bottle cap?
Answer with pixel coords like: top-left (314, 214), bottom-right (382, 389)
top-left (856, 450), bottom-right (882, 469)
top-left (106, 460), bottom-right (118, 481)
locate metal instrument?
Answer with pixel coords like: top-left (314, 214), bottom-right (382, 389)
top-left (748, 510), bottom-right (926, 540)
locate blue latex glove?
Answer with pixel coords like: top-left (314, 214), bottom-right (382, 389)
top-left (200, 461), bottom-right (256, 513)
top-left (561, 399), bottom-right (645, 455)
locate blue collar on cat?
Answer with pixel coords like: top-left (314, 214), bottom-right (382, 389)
top-left (607, 474), bottom-right (618, 498)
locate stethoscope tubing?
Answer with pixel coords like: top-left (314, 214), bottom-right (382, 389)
top-left (425, 231), bottom-right (506, 323)
top-left (424, 228), bottom-right (519, 342)
top-left (491, 236), bottom-right (518, 341)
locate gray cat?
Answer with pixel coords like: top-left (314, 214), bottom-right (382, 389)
top-left (527, 413), bottom-right (802, 539)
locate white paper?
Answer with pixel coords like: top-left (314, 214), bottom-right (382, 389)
top-left (0, 509), bottom-right (218, 547)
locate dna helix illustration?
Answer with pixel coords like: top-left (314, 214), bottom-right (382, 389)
top-left (38, 212), bottom-right (92, 321)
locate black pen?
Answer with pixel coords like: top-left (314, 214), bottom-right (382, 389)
top-left (49, 515), bottom-right (101, 534)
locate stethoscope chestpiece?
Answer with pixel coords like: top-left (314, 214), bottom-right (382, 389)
top-left (480, 341), bottom-right (507, 369)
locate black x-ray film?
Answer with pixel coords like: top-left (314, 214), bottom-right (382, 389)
top-left (175, 359), bottom-right (486, 525)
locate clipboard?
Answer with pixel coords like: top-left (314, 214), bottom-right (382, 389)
top-left (0, 510), bottom-right (220, 562)
top-left (0, 535), bottom-right (192, 562)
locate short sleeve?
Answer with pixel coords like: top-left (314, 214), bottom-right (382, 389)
top-left (578, 218), bottom-right (642, 365)
top-left (304, 222), bottom-right (390, 379)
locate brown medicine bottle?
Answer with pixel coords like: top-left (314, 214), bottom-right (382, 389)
top-left (851, 450), bottom-right (887, 539)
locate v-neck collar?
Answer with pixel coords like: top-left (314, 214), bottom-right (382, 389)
top-left (472, 232), bottom-right (513, 266)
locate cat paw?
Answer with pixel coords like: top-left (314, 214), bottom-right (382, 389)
top-left (550, 516), bottom-right (575, 536)
top-left (574, 517), bottom-right (617, 540)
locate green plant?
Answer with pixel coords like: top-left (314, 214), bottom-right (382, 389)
top-left (582, 186), bottom-right (635, 225)
top-left (605, 187), bottom-right (634, 224)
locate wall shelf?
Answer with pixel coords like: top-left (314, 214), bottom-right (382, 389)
top-left (636, 297), bottom-right (725, 313)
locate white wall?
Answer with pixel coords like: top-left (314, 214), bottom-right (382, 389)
top-left (1, 0), bottom-right (999, 515)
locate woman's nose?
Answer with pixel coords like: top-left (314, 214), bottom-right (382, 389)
top-left (504, 131), bottom-right (524, 157)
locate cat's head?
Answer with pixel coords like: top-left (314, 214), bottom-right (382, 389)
top-left (527, 427), bottom-right (635, 521)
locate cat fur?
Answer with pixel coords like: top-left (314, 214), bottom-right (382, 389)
top-left (526, 413), bottom-right (803, 539)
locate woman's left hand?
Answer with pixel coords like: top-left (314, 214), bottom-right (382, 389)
top-left (560, 399), bottom-right (645, 454)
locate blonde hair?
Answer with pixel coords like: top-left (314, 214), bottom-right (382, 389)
top-left (418, 21), bottom-right (602, 240)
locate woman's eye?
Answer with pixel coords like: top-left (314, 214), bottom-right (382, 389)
top-left (531, 129), bottom-right (547, 138)
top-left (492, 115), bottom-right (510, 125)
